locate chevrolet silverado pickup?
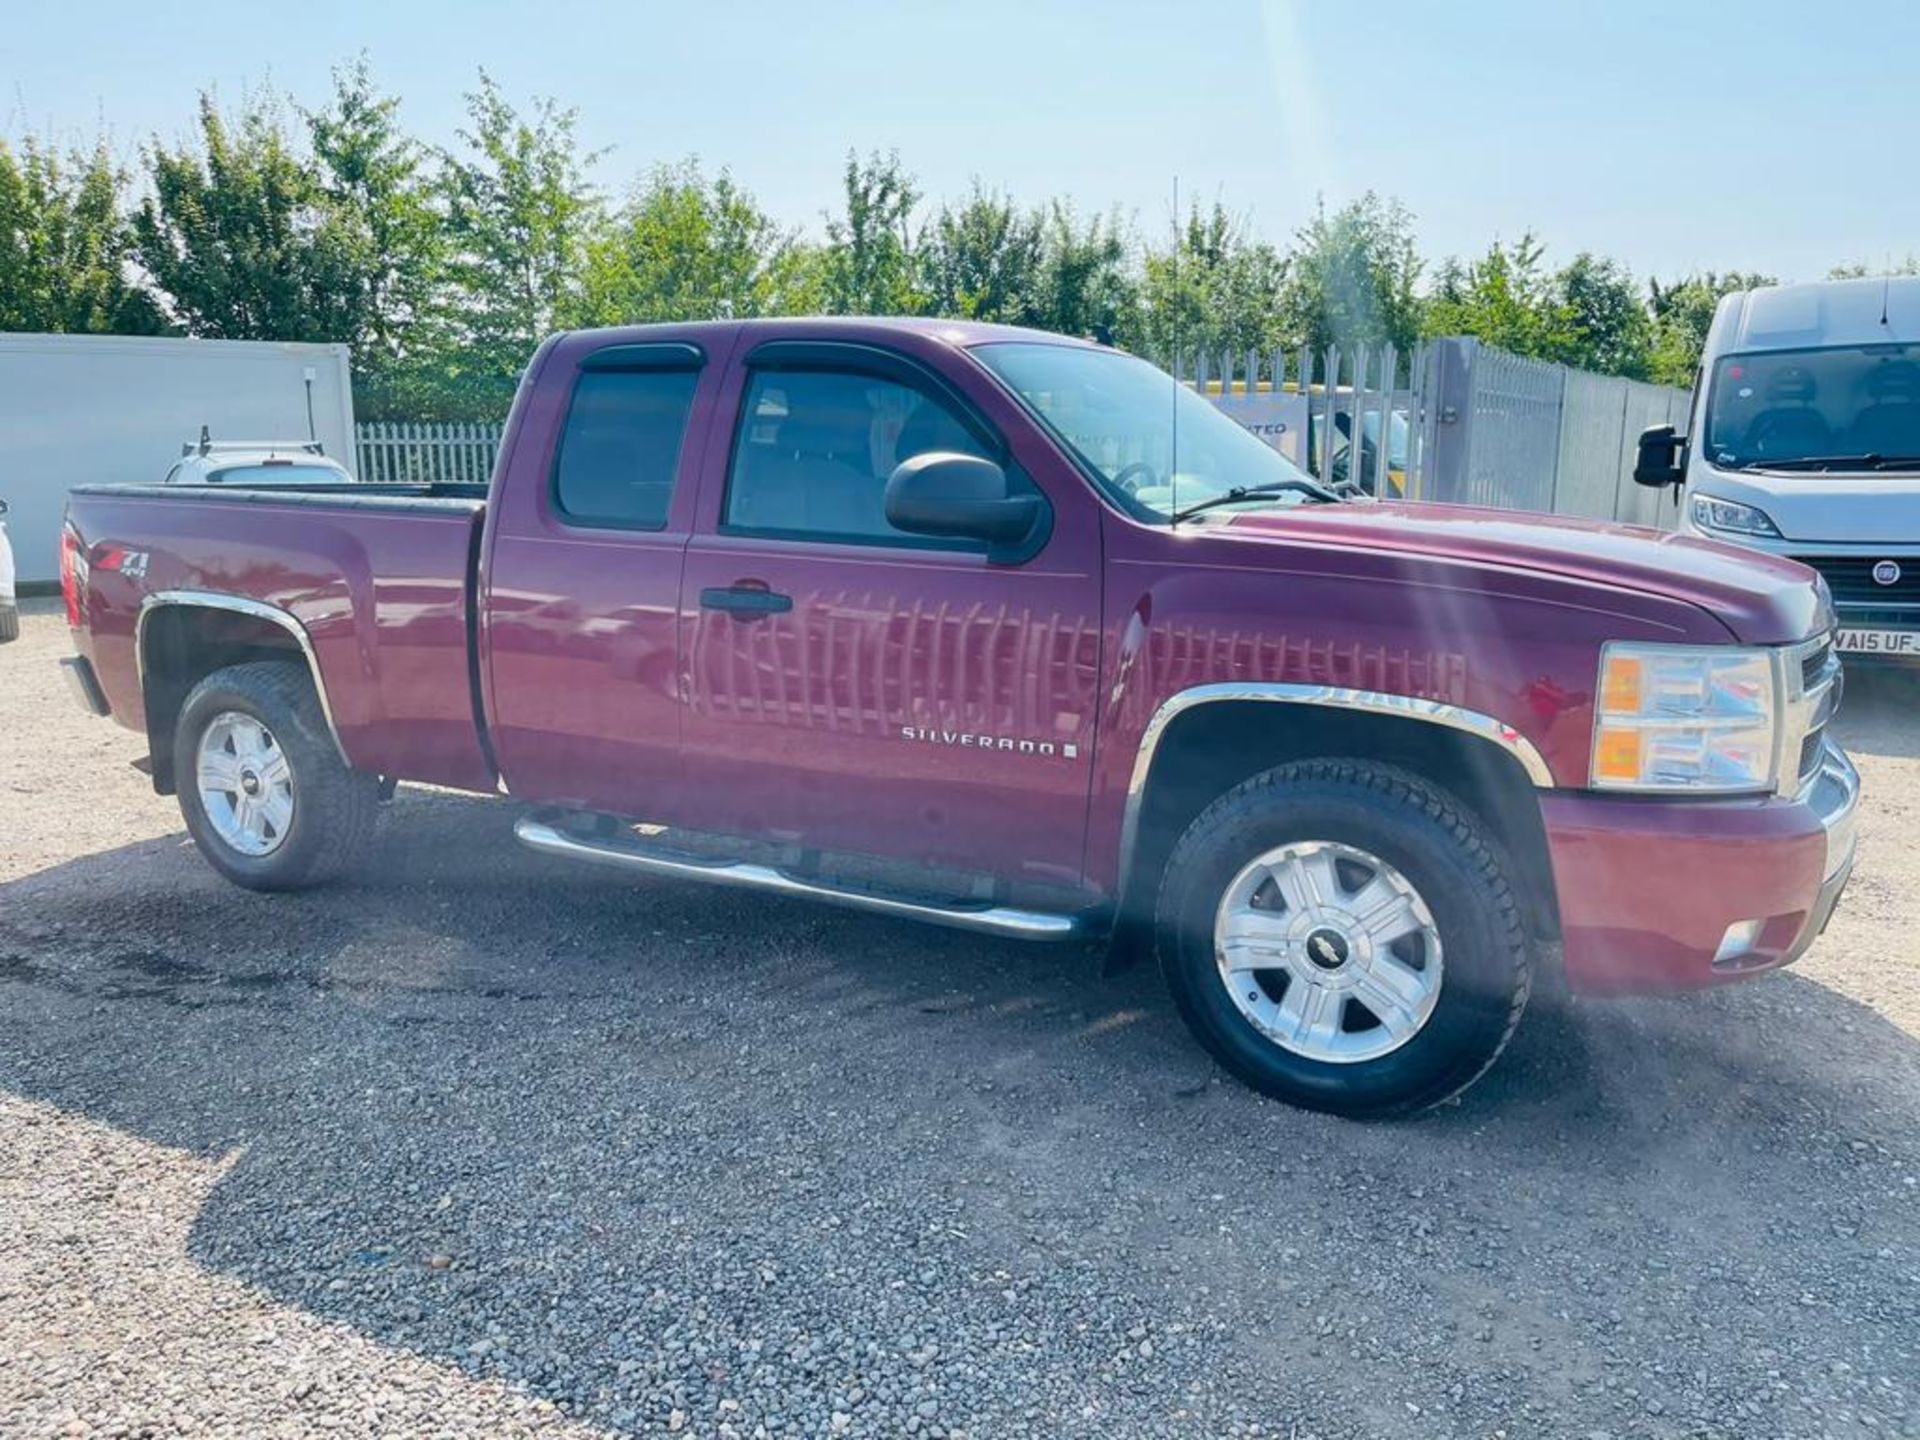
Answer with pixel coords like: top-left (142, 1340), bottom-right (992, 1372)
top-left (59, 319), bottom-right (1860, 1116)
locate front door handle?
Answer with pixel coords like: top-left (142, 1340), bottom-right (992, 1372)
top-left (699, 585), bottom-right (793, 618)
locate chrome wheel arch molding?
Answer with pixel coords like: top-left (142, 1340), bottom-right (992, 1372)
top-left (135, 589), bottom-right (350, 764)
top-left (1114, 682), bottom-right (1555, 913)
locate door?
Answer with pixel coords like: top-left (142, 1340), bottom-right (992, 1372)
top-left (675, 339), bottom-right (1103, 887)
top-left (482, 335), bottom-right (728, 818)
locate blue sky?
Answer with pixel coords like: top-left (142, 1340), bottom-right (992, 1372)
top-left (6, 0), bottom-right (1915, 284)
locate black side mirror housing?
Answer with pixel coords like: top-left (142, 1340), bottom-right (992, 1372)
top-left (885, 451), bottom-right (1043, 550)
top-left (1633, 424), bottom-right (1688, 488)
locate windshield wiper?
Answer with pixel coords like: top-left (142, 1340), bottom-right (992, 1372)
top-left (1740, 453), bottom-right (1920, 472)
top-left (1170, 479), bottom-right (1344, 524)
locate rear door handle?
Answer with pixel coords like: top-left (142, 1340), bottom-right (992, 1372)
top-left (699, 585), bottom-right (793, 618)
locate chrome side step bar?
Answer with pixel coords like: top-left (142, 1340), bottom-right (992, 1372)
top-left (513, 810), bottom-right (1093, 942)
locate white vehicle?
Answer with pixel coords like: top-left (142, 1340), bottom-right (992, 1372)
top-left (0, 498), bottom-right (16, 644)
top-left (165, 433), bottom-right (354, 487)
top-left (0, 333), bottom-right (354, 584)
top-left (1635, 276), bottom-right (1920, 660)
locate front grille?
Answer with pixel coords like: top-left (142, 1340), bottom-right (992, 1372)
top-left (1788, 633), bottom-right (1842, 795)
top-left (1800, 635), bottom-right (1832, 689)
top-left (1791, 555), bottom-right (1920, 606)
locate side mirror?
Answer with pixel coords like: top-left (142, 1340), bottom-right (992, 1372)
top-left (1633, 424), bottom-right (1688, 488)
top-left (885, 451), bottom-right (1042, 548)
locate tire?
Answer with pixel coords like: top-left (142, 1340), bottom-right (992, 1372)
top-left (0, 603), bottom-right (18, 644)
top-left (173, 660), bottom-right (379, 891)
top-left (1154, 759), bottom-right (1530, 1118)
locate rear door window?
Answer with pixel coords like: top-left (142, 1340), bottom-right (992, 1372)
top-left (552, 368), bottom-right (701, 529)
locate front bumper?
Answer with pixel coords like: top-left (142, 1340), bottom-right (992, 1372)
top-left (1542, 740), bottom-right (1859, 995)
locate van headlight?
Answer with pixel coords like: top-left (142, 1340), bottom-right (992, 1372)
top-left (1591, 643), bottom-right (1777, 792)
top-left (1690, 494), bottom-right (1782, 538)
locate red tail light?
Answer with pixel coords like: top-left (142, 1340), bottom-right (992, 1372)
top-left (60, 529), bottom-right (83, 628)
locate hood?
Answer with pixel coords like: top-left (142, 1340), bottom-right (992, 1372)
top-left (1216, 501), bottom-right (1829, 645)
top-left (1692, 461), bottom-right (1920, 544)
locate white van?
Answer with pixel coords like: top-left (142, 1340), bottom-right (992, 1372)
top-left (1635, 276), bottom-right (1920, 660)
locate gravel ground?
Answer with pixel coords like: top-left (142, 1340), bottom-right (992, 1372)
top-left (2, 595), bottom-right (1916, 1440)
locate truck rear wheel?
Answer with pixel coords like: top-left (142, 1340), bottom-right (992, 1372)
top-left (173, 661), bottom-right (379, 891)
top-left (1154, 759), bottom-right (1530, 1118)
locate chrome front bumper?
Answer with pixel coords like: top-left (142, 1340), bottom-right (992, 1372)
top-left (1781, 741), bottom-right (1860, 966)
top-left (1810, 740), bottom-right (1860, 884)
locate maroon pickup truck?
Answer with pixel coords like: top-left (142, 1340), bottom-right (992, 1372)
top-left (59, 319), bottom-right (1859, 1116)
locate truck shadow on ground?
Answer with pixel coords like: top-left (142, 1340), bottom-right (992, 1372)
top-left (1, 793), bottom-right (1916, 1433)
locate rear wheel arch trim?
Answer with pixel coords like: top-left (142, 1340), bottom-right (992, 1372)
top-left (136, 590), bottom-right (349, 765)
top-left (1114, 682), bottom-right (1555, 912)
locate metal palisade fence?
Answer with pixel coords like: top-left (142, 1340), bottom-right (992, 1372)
top-left (1414, 338), bottom-right (1693, 527)
top-left (1161, 342), bottom-right (1424, 499)
top-left (1171, 337), bottom-right (1693, 525)
top-left (356, 421), bottom-right (504, 484)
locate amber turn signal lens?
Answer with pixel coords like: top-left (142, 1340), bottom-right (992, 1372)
top-left (1592, 725), bottom-right (1643, 784)
top-left (1599, 654), bottom-right (1643, 714)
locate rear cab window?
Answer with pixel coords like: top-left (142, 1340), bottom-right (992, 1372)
top-left (551, 363), bottom-right (702, 529)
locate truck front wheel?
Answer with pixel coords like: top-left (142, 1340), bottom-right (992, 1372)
top-left (173, 661), bottom-right (379, 891)
top-left (1155, 759), bottom-right (1531, 1118)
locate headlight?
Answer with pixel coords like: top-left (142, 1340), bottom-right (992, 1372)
top-left (1591, 643), bottom-right (1777, 792)
top-left (1690, 494), bottom-right (1781, 538)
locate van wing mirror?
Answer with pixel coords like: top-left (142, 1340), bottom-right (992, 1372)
top-left (885, 451), bottom-right (1041, 548)
top-left (1633, 424), bottom-right (1688, 488)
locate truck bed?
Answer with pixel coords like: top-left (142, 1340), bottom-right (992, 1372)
top-left (65, 481), bottom-right (497, 793)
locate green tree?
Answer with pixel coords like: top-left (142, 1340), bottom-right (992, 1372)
top-left (822, 150), bottom-right (923, 314)
top-left (917, 182), bottom-right (1044, 322)
top-left (1032, 203), bottom-right (1139, 342)
top-left (440, 72), bottom-right (601, 386)
top-left (304, 57), bottom-right (451, 418)
top-left (575, 159), bottom-right (810, 325)
top-left (1140, 201), bottom-right (1287, 361)
top-left (1829, 256), bottom-right (1920, 279)
top-left (1550, 252), bottom-right (1651, 378)
top-left (0, 134), bottom-right (163, 334)
top-left (1275, 193), bottom-right (1422, 354)
top-left (1424, 233), bottom-right (1576, 360)
top-left (133, 91), bottom-right (362, 341)
top-left (1646, 270), bottom-right (1774, 387)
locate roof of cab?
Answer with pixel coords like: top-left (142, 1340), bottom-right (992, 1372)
top-left (553, 315), bottom-right (1104, 353)
top-left (1712, 276), bottom-right (1920, 354)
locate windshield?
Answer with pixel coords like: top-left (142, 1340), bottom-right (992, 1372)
top-left (973, 342), bottom-right (1321, 521)
top-left (206, 463), bottom-right (345, 485)
top-left (1705, 343), bottom-right (1920, 473)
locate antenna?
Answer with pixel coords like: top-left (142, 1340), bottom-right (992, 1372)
top-left (1169, 174), bottom-right (1180, 526)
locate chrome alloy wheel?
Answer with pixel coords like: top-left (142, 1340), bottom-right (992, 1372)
top-left (1213, 840), bottom-right (1444, 1064)
top-left (196, 711), bottom-right (295, 858)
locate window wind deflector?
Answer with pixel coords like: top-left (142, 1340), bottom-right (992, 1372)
top-left (580, 342), bottom-right (705, 372)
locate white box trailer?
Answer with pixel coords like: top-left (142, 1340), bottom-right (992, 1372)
top-left (0, 333), bottom-right (355, 585)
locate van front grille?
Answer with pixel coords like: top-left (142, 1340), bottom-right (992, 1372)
top-left (1792, 555), bottom-right (1920, 606)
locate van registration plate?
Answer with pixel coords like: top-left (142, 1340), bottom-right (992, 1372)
top-left (1836, 628), bottom-right (1920, 655)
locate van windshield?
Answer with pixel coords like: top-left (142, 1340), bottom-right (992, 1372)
top-left (1705, 344), bottom-right (1920, 474)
